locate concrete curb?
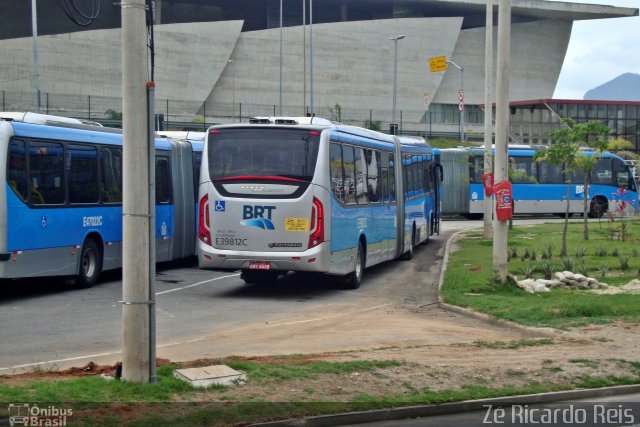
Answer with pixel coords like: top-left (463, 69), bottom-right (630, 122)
top-left (251, 385), bottom-right (640, 426)
top-left (437, 226), bottom-right (557, 338)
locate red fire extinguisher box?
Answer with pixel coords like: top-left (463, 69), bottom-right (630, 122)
top-left (494, 179), bottom-right (513, 221)
top-left (482, 173), bottom-right (494, 197)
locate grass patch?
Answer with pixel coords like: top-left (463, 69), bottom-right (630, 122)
top-left (442, 219), bottom-right (640, 328)
top-left (1, 355), bottom-right (639, 425)
top-left (473, 338), bottom-right (555, 350)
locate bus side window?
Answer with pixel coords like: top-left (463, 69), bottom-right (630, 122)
top-left (156, 157), bottom-right (171, 204)
top-left (329, 142), bottom-right (345, 204)
top-left (68, 144), bottom-right (99, 204)
top-left (365, 149), bottom-right (380, 203)
top-left (354, 147), bottom-right (368, 205)
top-left (538, 161), bottom-right (563, 184)
top-left (613, 158), bottom-right (633, 190)
top-left (343, 146), bottom-right (356, 206)
top-left (388, 154), bottom-right (396, 202)
top-left (28, 141), bottom-right (65, 205)
top-left (8, 140), bottom-right (28, 202)
top-left (100, 147), bottom-right (123, 203)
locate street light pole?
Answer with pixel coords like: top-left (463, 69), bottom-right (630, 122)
top-left (447, 60), bottom-right (465, 141)
top-left (228, 59), bottom-right (235, 122)
top-left (309, 0), bottom-right (314, 117)
top-left (279, 0), bottom-right (283, 115)
top-left (31, 0), bottom-right (40, 113)
top-left (390, 34), bottom-right (405, 135)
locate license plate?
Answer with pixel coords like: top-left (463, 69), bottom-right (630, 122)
top-left (249, 261), bottom-right (271, 270)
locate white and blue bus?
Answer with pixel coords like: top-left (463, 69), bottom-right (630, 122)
top-left (438, 146), bottom-right (638, 218)
top-left (197, 117), bottom-right (442, 288)
top-left (0, 112), bottom-right (203, 287)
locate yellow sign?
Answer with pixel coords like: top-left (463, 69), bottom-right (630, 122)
top-left (284, 218), bottom-right (309, 232)
top-left (429, 56), bottom-right (447, 72)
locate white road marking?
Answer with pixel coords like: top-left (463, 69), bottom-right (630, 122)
top-left (155, 273), bottom-right (240, 295)
top-left (0, 302), bottom-right (394, 372)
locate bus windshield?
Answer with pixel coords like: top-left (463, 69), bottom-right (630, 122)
top-left (207, 128), bottom-right (320, 182)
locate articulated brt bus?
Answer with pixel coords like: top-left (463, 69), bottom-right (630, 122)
top-left (438, 146), bottom-right (638, 218)
top-left (0, 112), bottom-right (203, 286)
top-left (197, 117), bottom-right (442, 288)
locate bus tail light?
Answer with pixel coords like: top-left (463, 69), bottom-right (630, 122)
top-left (198, 194), bottom-right (211, 245)
top-left (308, 197), bottom-right (324, 249)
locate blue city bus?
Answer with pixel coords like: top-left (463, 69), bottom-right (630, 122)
top-left (197, 117), bottom-right (442, 288)
top-left (439, 146), bottom-right (638, 218)
top-left (0, 112), bottom-right (203, 286)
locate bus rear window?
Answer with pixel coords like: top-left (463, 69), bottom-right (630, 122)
top-left (207, 129), bottom-right (320, 182)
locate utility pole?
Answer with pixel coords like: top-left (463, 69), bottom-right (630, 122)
top-left (309, 0), bottom-right (314, 116)
top-left (447, 60), bottom-right (464, 141)
top-left (31, 0), bottom-right (40, 113)
top-left (493, 0), bottom-right (510, 282)
top-left (121, 0), bottom-right (152, 384)
top-left (302, 0), bottom-right (306, 114)
top-left (483, 0), bottom-right (494, 238)
top-left (279, 0), bottom-right (283, 115)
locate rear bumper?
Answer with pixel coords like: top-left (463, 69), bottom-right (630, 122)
top-left (197, 241), bottom-right (330, 272)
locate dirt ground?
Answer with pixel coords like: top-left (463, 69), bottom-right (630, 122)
top-left (3, 303), bottom-right (639, 403)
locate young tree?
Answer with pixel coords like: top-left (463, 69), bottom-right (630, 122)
top-left (534, 119), bottom-right (609, 255)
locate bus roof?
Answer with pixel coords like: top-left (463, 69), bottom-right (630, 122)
top-left (8, 119), bottom-right (173, 150)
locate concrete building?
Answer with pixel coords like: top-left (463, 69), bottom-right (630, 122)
top-left (0, 0), bottom-right (638, 140)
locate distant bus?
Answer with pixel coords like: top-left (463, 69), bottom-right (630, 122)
top-left (197, 117), bottom-right (442, 288)
top-left (0, 112), bottom-right (203, 286)
top-left (438, 146), bottom-right (638, 218)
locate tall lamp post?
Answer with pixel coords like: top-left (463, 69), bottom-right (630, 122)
top-left (447, 60), bottom-right (465, 141)
top-left (279, 0), bottom-right (283, 115)
top-left (228, 59), bottom-right (235, 122)
top-left (390, 34), bottom-right (405, 135)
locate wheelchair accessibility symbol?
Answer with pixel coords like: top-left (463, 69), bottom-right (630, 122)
top-left (215, 200), bottom-right (226, 212)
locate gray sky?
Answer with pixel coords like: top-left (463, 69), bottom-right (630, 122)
top-left (552, 0), bottom-right (640, 99)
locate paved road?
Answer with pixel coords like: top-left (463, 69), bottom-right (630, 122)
top-left (1, 219), bottom-right (482, 373)
top-left (335, 393), bottom-right (640, 427)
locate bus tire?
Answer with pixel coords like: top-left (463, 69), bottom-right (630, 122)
top-left (400, 227), bottom-right (415, 260)
top-left (75, 238), bottom-right (102, 288)
top-left (344, 242), bottom-right (365, 290)
top-left (588, 197), bottom-right (608, 218)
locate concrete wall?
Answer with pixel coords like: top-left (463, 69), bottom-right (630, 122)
top-left (434, 19), bottom-right (572, 105)
top-left (0, 16), bottom-right (569, 128)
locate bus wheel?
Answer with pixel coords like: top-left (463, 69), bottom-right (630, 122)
top-left (344, 242), bottom-right (365, 289)
top-left (401, 228), bottom-right (415, 260)
top-left (76, 239), bottom-right (102, 288)
top-left (241, 270), bottom-right (279, 285)
top-left (588, 197), bottom-right (608, 218)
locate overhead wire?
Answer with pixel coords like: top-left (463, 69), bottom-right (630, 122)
top-left (55, 0), bottom-right (101, 27)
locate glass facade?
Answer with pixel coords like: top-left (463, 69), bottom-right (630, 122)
top-left (507, 100), bottom-right (639, 153)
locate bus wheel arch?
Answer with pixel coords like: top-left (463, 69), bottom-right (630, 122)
top-left (401, 224), bottom-right (416, 260)
top-left (75, 234), bottom-right (103, 288)
top-left (344, 238), bottom-right (366, 290)
top-left (588, 196), bottom-right (608, 218)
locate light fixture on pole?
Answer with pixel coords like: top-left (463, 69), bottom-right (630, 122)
top-left (228, 59), bottom-right (235, 122)
top-left (390, 34), bottom-right (405, 135)
top-left (447, 60), bottom-right (465, 141)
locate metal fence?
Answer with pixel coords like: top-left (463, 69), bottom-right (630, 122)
top-left (0, 90), bottom-right (480, 140)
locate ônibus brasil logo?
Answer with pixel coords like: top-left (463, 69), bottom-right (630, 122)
top-left (240, 205), bottom-right (276, 230)
top-left (8, 403), bottom-right (72, 426)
